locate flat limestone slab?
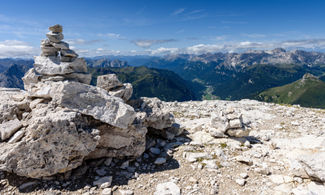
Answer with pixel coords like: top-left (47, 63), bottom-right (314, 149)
top-left (0, 119), bottom-right (23, 140)
top-left (34, 56), bottom-right (88, 75)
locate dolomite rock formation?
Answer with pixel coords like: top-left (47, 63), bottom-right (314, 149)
top-left (0, 25), bottom-right (176, 178)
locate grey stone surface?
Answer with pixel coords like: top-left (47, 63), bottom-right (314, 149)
top-left (154, 182), bottom-right (180, 195)
top-left (52, 41), bottom-right (69, 50)
top-left (97, 74), bottom-right (123, 91)
top-left (0, 109), bottom-right (99, 178)
top-left (34, 56), bottom-right (88, 75)
top-left (46, 32), bottom-right (64, 43)
top-left (49, 24), bottom-right (63, 33)
top-left (0, 119), bottom-right (23, 140)
top-left (61, 49), bottom-right (78, 58)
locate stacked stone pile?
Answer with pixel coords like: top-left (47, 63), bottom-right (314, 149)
top-left (0, 25), bottom-right (176, 178)
top-left (209, 107), bottom-right (247, 138)
top-left (23, 24), bottom-right (91, 94)
top-left (42, 24), bottom-right (76, 61)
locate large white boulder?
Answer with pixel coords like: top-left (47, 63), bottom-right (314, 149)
top-left (34, 56), bottom-right (88, 75)
top-left (50, 81), bottom-right (136, 129)
top-left (0, 108), bottom-right (99, 178)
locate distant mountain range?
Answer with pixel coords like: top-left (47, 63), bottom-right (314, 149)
top-left (0, 60), bottom-right (196, 102)
top-left (142, 48), bottom-right (325, 100)
top-left (155, 48), bottom-right (325, 68)
top-left (89, 66), bottom-right (197, 101)
top-left (0, 64), bottom-right (33, 88)
top-left (1, 48), bottom-right (325, 107)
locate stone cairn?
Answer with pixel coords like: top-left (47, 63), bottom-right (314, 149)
top-left (42, 24), bottom-right (77, 62)
top-left (0, 24), bottom-right (176, 178)
top-left (209, 107), bottom-right (247, 138)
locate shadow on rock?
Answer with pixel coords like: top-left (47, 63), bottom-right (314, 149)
top-left (2, 132), bottom-right (191, 194)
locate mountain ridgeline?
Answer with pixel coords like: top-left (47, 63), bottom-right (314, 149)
top-left (1, 48), bottom-right (325, 107)
top-left (256, 73), bottom-right (325, 108)
top-left (143, 49), bottom-right (325, 102)
top-left (89, 66), bottom-right (197, 101)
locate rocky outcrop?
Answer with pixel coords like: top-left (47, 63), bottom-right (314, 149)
top-left (97, 74), bottom-right (133, 102)
top-left (0, 25), bottom-right (175, 178)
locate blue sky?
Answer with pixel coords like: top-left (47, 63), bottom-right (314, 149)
top-left (0, 0), bottom-right (325, 57)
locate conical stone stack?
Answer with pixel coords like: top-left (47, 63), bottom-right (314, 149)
top-left (23, 24), bottom-right (91, 93)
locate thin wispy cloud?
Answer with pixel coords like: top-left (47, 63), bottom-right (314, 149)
top-left (131, 39), bottom-right (177, 48)
top-left (171, 8), bottom-right (185, 16)
top-left (66, 39), bottom-right (103, 45)
top-left (97, 33), bottom-right (125, 40)
top-left (241, 33), bottom-right (266, 38)
top-left (171, 8), bottom-right (207, 21)
top-left (221, 20), bottom-right (247, 24)
top-left (215, 35), bottom-right (227, 41)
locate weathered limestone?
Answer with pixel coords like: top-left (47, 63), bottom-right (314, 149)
top-left (97, 74), bottom-right (123, 91)
top-left (52, 41), bottom-right (69, 50)
top-left (34, 56), bottom-right (88, 75)
top-left (48, 24), bottom-right (63, 33)
top-left (0, 109), bottom-right (99, 178)
top-left (154, 182), bottom-right (181, 195)
top-left (46, 32), bottom-right (64, 43)
top-left (0, 25), bottom-right (175, 179)
top-left (108, 83), bottom-right (133, 102)
top-left (0, 119), bottom-right (23, 140)
top-left (299, 152), bottom-right (325, 182)
top-left (50, 81), bottom-right (136, 129)
top-left (209, 107), bottom-right (247, 138)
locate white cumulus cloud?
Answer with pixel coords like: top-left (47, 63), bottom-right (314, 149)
top-left (0, 40), bottom-right (38, 58)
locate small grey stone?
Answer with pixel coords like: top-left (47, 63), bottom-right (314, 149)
top-left (154, 157), bottom-right (166, 165)
top-left (61, 56), bottom-right (76, 62)
top-left (235, 178), bottom-right (246, 186)
top-left (8, 130), bottom-right (25, 143)
top-left (101, 188), bottom-right (112, 195)
top-left (244, 140), bottom-right (251, 148)
top-left (143, 153), bottom-right (149, 159)
top-left (97, 74), bottom-right (123, 91)
top-left (95, 168), bottom-right (107, 176)
top-left (104, 158), bottom-right (112, 167)
top-left (120, 161), bottom-right (129, 169)
top-left (52, 41), bottom-right (69, 50)
top-left (61, 49), bottom-right (78, 58)
top-left (118, 189), bottom-right (134, 195)
top-left (46, 32), bottom-right (64, 43)
top-left (19, 181), bottom-right (39, 191)
top-left (150, 147), bottom-right (161, 155)
top-left (154, 182), bottom-right (180, 195)
top-left (49, 24), bottom-right (63, 33)
top-left (100, 182), bottom-right (111, 189)
top-left (240, 172), bottom-right (248, 179)
top-left (93, 176), bottom-right (112, 187)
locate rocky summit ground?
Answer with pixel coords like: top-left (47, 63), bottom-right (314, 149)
top-left (0, 99), bottom-right (324, 195)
